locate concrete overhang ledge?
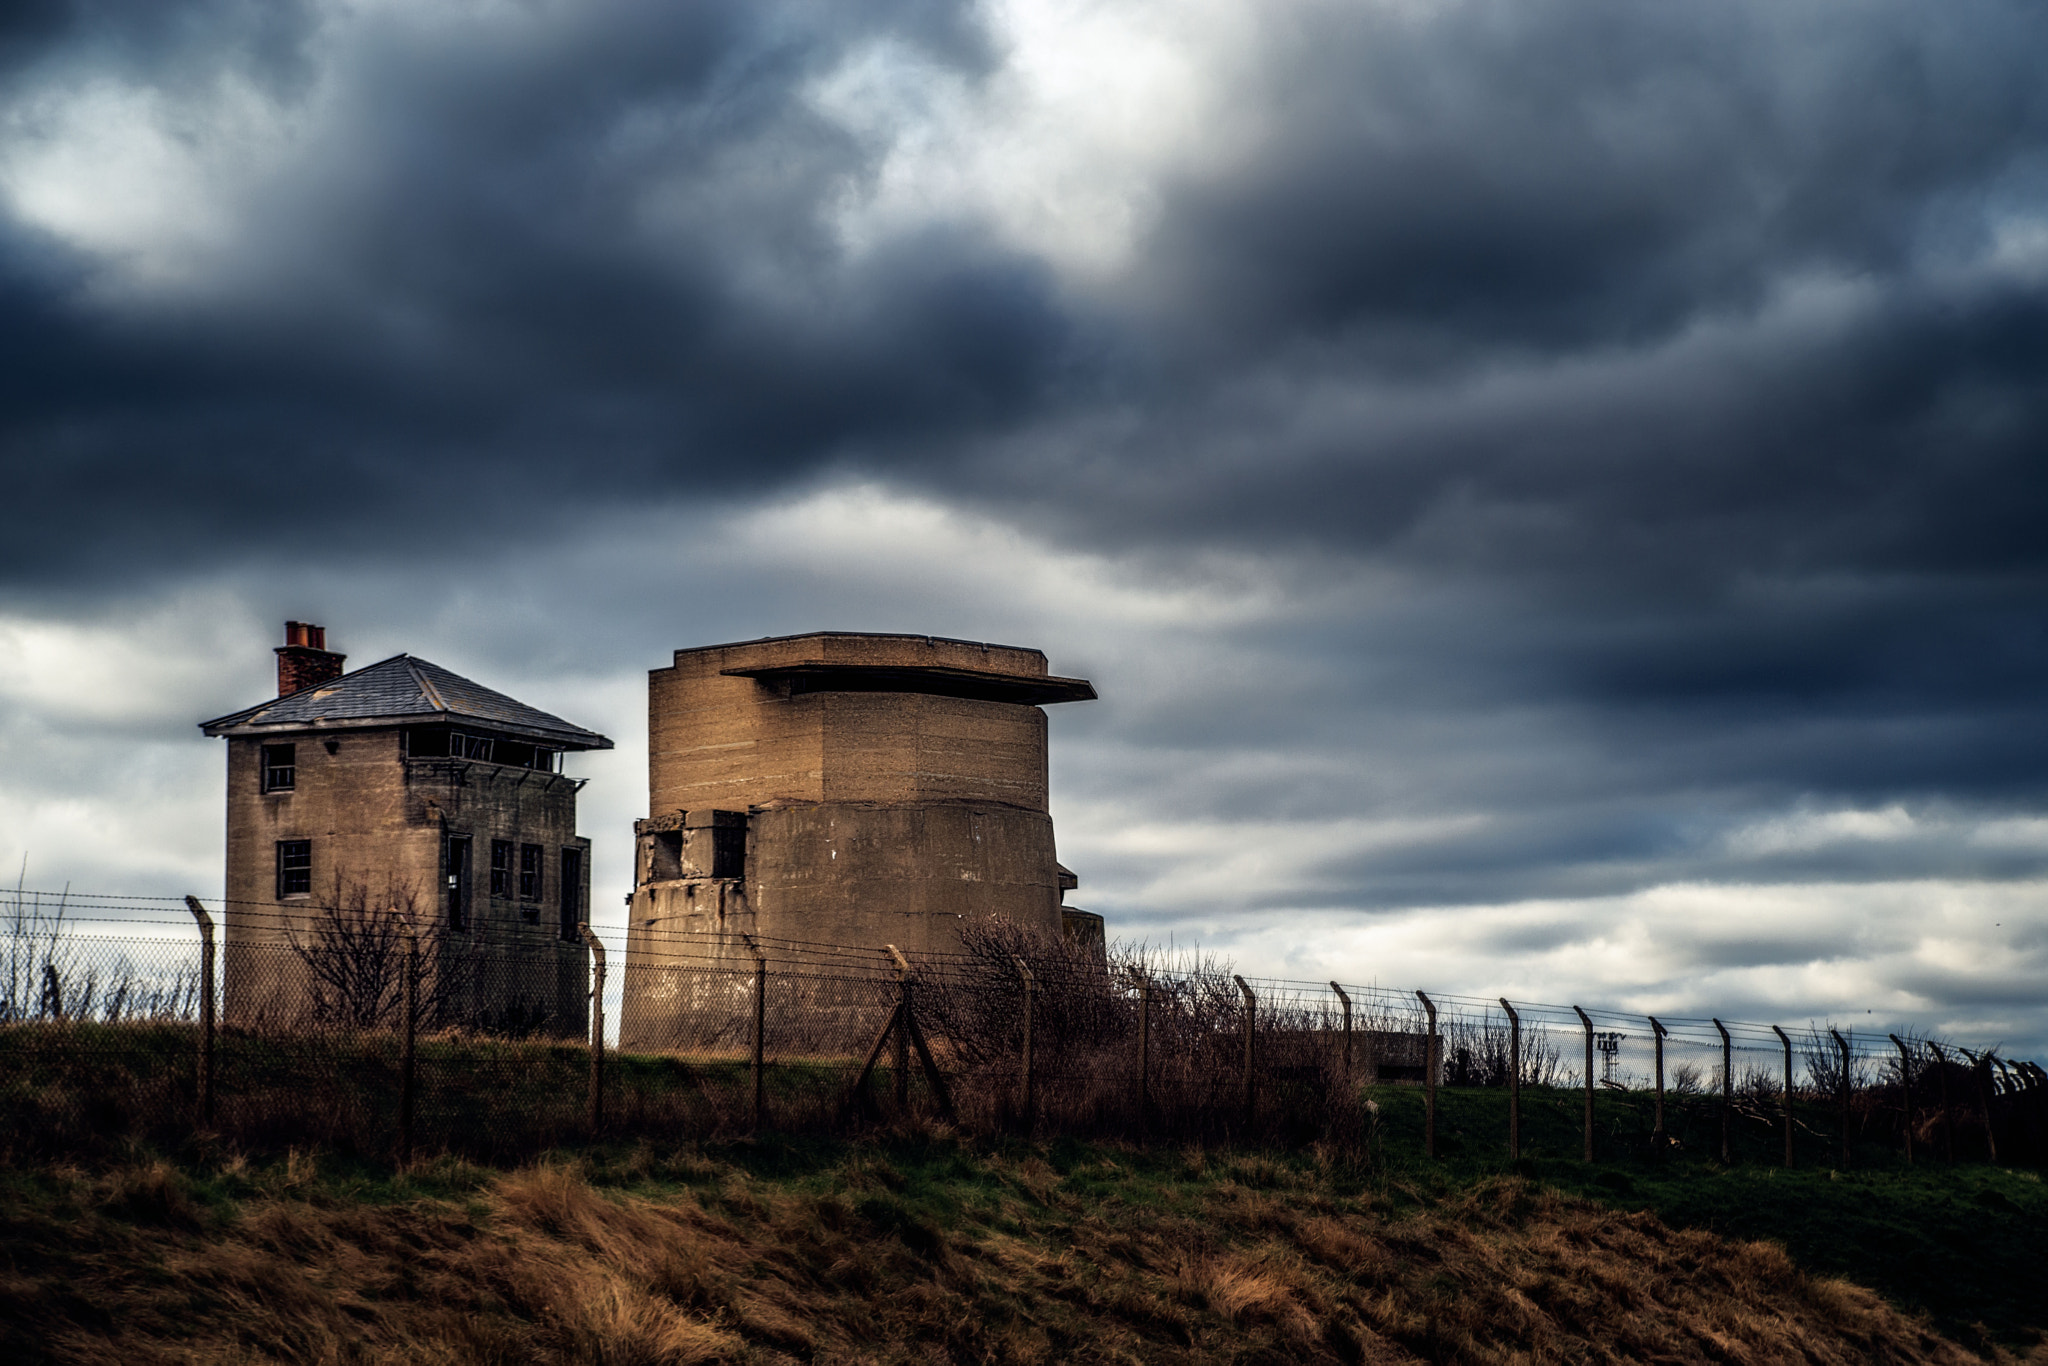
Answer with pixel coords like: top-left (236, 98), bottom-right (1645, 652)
top-left (720, 661), bottom-right (1096, 706)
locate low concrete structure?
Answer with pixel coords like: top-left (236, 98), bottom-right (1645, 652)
top-left (621, 632), bottom-right (1097, 1050)
top-left (200, 623), bottom-right (611, 1033)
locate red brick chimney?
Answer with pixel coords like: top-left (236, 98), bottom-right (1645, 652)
top-left (275, 621), bottom-right (346, 697)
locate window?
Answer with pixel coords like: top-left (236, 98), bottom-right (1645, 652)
top-left (445, 835), bottom-right (471, 932)
top-left (519, 843), bottom-right (543, 901)
top-left (559, 848), bottom-right (583, 941)
top-left (276, 840), bottom-right (311, 897)
top-left (710, 823), bottom-right (746, 879)
top-left (450, 729), bottom-right (494, 762)
top-left (261, 743), bottom-right (296, 792)
top-left (489, 840), bottom-right (513, 898)
top-left (401, 726), bottom-right (556, 770)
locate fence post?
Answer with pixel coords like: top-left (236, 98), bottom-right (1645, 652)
top-left (1649, 1015), bottom-right (1668, 1151)
top-left (885, 945), bottom-right (955, 1122)
top-left (888, 945), bottom-right (912, 1109)
top-left (1235, 975), bottom-right (1257, 1128)
top-left (183, 896), bottom-right (216, 1127)
top-left (1417, 991), bottom-right (1438, 1158)
top-left (1137, 970), bottom-right (1151, 1129)
top-left (1830, 1028), bottom-right (1850, 1167)
top-left (399, 911), bottom-right (419, 1163)
top-left (1927, 1041), bottom-right (1955, 1162)
top-left (1770, 1024), bottom-right (1793, 1168)
top-left (1573, 1006), bottom-right (1594, 1162)
top-left (1961, 1050), bottom-right (1998, 1163)
top-left (1500, 998), bottom-right (1521, 1160)
top-left (1961, 1049), bottom-right (1996, 1162)
top-left (1890, 1034), bottom-right (1915, 1163)
top-left (578, 923), bottom-right (605, 1134)
top-left (1331, 981), bottom-right (1352, 1076)
top-left (1957, 1056), bottom-right (1990, 1163)
top-left (1995, 1057), bottom-right (2020, 1110)
top-left (1713, 1018), bottom-right (1732, 1162)
top-left (1013, 955), bottom-right (1035, 1129)
top-left (744, 933), bottom-right (767, 1132)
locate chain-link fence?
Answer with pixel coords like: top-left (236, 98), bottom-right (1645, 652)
top-left (2, 888), bottom-right (2042, 1165)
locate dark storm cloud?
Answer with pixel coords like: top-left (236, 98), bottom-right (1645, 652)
top-left (0, 0), bottom-right (1062, 578)
top-left (1141, 0), bottom-right (2048, 359)
top-left (6, 0), bottom-right (2046, 585)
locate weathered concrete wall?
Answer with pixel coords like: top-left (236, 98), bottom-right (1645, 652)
top-left (648, 636), bottom-right (1054, 816)
top-left (222, 728), bottom-right (439, 947)
top-left (617, 877), bottom-right (754, 1052)
top-left (616, 801), bottom-right (1061, 1047)
top-left (745, 802), bottom-right (1060, 950)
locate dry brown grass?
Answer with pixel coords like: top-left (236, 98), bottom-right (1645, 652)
top-left (0, 1145), bottom-right (2034, 1365)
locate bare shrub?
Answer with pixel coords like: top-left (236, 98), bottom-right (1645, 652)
top-left (1441, 1012), bottom-right (1567, 1088)
top-left (921, 916), bottom-right (1127, 1067)
top-left (1800, 1022), bottom-right (1870, 1099)
top-left (1736, 1061), bottom-right (1783, 1102)
top-left (915, 926), bottom-right (1373, 1146)
top-left (282, 874), bottom-right (510, 1033)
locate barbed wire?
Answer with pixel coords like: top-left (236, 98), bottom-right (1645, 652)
top-left (0, 884), bottom-right (2020, 1066)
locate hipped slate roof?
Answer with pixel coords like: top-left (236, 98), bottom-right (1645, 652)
top-left (199, 655), bottom-right (613, 750)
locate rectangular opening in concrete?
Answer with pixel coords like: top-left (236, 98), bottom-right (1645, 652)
top-left (558, 848), bottom-right (583, 941)
top-left (445, 835), bottom-right (471, 932)
top-left (648, 830), bottom-right (683, 881)
top-left (261, 743), bottom-right (295, 792)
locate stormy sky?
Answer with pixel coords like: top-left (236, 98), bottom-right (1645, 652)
top-left (4, 0), bottom-right (2047, 1052)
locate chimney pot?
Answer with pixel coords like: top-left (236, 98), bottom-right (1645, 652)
top-left (276, 621), bottom-right (346, 696)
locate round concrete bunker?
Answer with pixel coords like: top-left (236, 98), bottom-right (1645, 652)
top-left (619, 632), bottom-right (1096, 1052)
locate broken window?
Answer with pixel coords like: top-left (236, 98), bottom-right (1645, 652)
top-left (401, 725), bottom-right (557, 770)
top-left (646, 830), bottom-right (684, 881)
top-left (519, 843), bottom-right (543, 901)
top-left (261, 744), bottom-right (296, 792)
top-left (449, 730), bottom-right (495, 762)
top-left (493, 739), bottom-right (557, 771)
top-left (490, 839), bottom-right (513, 898)
top-left (399, 726), bottom-right (443, 758)
top-left (276, 839), bottom-right (311, 898)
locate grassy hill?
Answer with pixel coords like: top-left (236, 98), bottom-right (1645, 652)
top-left (2, 1117), bottom-right (2042, 1364)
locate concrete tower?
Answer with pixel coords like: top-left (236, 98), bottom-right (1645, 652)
top-left (620, 632), bottom-right (1096, 1048)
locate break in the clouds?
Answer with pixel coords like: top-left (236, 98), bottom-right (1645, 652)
top-left (3, 0), bottom-right (2047, 1050)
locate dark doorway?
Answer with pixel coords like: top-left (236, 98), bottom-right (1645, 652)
top-left (445, 835), bottom-right (472, 932)
top-left (559, 847), bottom-right (582, 941)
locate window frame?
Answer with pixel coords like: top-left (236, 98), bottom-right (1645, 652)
top-left (489, 839), bottom-right (513, 899)
top-left (276, 839), bottom-right (311, 898)
top-left (261, 743), bottom-right (296, 793)
top-left (518, 843), bottom-right (543, 902)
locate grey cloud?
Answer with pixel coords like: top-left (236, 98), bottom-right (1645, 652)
top-left (7, 0), bottom-right (2045, 590)
top-left (1138, 0), bottom-right (2048, 364)
top-left (2, 0), bottom-right (1055, 578)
